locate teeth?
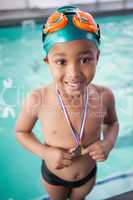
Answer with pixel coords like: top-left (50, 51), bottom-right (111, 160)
top-left (66, 82), bottom-right (81, 90)
top-left (68, 83), bottom-right (79, 87)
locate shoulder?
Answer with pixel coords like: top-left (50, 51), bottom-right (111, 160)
top-left (25, 87), bottom-right (44, 106)
top-left (25, 83), bottom-right (53, 103)
top-left (91, 84), bottom-right (115, 107)
top-left (23, 86), bottom-right (48, 115)
top-left (24, 83), bottom-right (54, 112)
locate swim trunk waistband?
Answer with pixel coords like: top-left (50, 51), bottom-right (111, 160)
top-left (41, 160), bottom-right (97, 188)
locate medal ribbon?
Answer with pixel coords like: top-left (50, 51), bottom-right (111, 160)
top-left (56, 86), bottom-right (89, 146)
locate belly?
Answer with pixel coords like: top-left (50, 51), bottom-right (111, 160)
top-left (45, 153), bottom-right (96, 182)
top-left (40, 108), bottom-right (100, 181)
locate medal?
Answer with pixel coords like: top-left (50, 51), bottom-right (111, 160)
top-left (56, 86), bottom-right (89, 158)
top-left (71, 144), bottom-right (84, 157)
top-left (72, 145), bottom-right (81, 157)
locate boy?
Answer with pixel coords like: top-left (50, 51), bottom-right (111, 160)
top-left (15, 6), bottom-right (119, 200)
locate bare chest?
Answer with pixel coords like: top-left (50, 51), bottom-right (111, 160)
top-left (38, 101), bottom-right (106, 149)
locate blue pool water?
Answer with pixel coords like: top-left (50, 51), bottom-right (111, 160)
top-left (0, 14), bottom-right (133, 200)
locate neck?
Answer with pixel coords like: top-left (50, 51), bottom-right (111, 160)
top-left (55, 84), bottom-right (87, 110)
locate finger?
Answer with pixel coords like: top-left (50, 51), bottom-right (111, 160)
top-left (89, 151), bottom-right (98, 157)
top-left (81, 141), bottom-right (102, 155)
top-left (89, 150), bottom-right (104, 157)
top-left (62, 159), bottom-right (72, 167)
top-left (91, 155), bottom-right (105, 161)
top-left (88, 141), bottom-right (102, 152)
top-left (89, 146), bottom-right (104, 155)
top-left (81, 146), bottom-right (91, 155)
top-left (56, 165), bottom-right (66, 169)
top-left (63, 152), bottom-right (72, 160)
top-left (85, 146), bottom-right (97, 154)
top-left (69, 147), bottom-right (76, 154)
top-left (56, 161), bottom-right (72, 169)
top-left (82, 147), bottom-right (98, 155)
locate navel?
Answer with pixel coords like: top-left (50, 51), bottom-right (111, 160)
top-left (74, 172), bottom-right (80, 180)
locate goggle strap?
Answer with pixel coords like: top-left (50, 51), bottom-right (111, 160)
top-left (97, 24), bottom-right (101, 42)
top-left (63, 11), bottom-right (76, 15)
top-left (42, 24), bottom-right (46, 42)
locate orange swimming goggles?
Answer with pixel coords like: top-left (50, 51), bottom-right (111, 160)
top-left (43, 10), bottom-right (100, 38)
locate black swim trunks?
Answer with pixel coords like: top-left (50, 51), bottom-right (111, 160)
top-left (41, 160), bottom-right (97, 188)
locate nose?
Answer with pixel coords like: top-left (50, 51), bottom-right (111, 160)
top-left (66, 63), bottom-right (81, 80)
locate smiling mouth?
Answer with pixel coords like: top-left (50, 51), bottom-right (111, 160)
top-left (64, 81), bottom-right (83, 90)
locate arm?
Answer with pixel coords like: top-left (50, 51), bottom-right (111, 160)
top-left (102, 88), bottom-right (119, 152)
top-left (15, 90), bottom-right (47, 160)
top-left (15, 90), bottom-right (72, 168)
top-left (82, 88), bottom-right (119, 161)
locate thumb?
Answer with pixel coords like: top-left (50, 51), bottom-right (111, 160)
top-left (69, 147), bottom-right (76, 154)
top-left (81, 146), bottom-right (91, 155)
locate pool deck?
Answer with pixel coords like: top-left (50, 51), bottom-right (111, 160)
top-left (0, 1), bottom-right (133, 27)
top-left (107, 190), bottom-right (133, 200)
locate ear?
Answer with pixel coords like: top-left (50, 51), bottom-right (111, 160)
top-left (43, 56), bottom-right (49, 64)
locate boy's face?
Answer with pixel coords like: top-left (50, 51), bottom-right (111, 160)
top-left (45, 40), bottom-right (99, 95)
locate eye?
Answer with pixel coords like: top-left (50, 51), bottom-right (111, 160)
top-left (80, 57), bottom-right (92, 64)
top-left (55, 59), bottom-right (66, 66)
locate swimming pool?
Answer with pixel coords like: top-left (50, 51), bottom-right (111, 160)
top-left (0, 14), bottom-right (133, 200)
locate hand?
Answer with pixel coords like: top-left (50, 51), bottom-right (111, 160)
top-left (81, 140), bottom-right (111, 162)
top-left (44, 146), bottom-right (72, 170)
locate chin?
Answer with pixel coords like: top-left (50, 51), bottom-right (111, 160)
top-left (66, 89), bottom-right (82, 96)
